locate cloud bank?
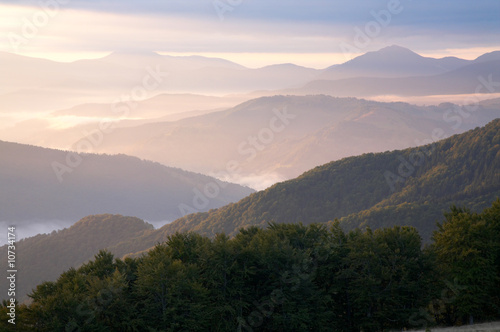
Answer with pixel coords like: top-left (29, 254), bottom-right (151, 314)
top-left (1, 0), bottom-right (499, 67)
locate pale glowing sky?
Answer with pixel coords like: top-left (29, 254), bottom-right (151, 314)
top-left (0, 0), bottom-right (499, 68)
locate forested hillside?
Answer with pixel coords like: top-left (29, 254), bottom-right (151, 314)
top-left (4, 200), bottom-right (499, 331)
top-left (6, 120), bottom-right (499, 301)
top-left (157, 119), bottom-right (500, 241)
top-left (0, 215), bottom-right (155, 303)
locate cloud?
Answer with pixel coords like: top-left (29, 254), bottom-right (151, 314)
top-left (0, 5), bottom-right (341, 53)
top-left (0, 0), bottom-right (498, 66)
top-left (3, 0), bottom-right (499, 25)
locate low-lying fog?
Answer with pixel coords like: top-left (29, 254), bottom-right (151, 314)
top-left (0, 219), bottom-right (173, 246)
top-left (0, 219), bottom-right (75, 246)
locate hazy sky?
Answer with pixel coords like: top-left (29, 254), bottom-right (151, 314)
top-left (1, 0), bottom-right (499, 68)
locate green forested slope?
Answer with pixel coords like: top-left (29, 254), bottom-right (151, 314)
top-left (5, 200), bottom-right (499, 331)
top-left (158, 119), bottom-right (500, 241)
top-left (6, 120), bottom-right (499, 301)
top-left (0, 215), bottom-right (154, 302)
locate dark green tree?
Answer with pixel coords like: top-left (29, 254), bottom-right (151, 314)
top-left (135, 243), bottom-right (209, 331)
top-left (432, 202), bottom-right (500, 325)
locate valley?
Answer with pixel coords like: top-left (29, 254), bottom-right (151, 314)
top-left (0, 29), bottom-right (499, 330)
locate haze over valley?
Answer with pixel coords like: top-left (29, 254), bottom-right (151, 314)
top-left (1, 46), bottom-right (500, 192)
top-left (1, 45), bottom-right (500, 243)
top-left (1, 1), bottom-right (500, 330)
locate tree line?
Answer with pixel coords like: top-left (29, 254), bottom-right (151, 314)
top-left (2, 199), bottom-right (499, 331)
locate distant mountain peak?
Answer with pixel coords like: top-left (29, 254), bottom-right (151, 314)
top-left (333, 45), bottom-right (424, 70)
top-left (359, 45), bottom-right (423, 61)
top-left (474, 50), bottom-right (500, 63)
top-left (321, 45), bottom-right (471, 79)
top-left (378, 45), bottom-right (416, 53)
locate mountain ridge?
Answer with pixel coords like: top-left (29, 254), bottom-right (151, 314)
top-left (298, 59), bottom-right (500, 97)
top-left (2, 46), bottom-right (499, 119)
top-left (320, 45), bottom-right (471, 80)
top-left (0, 214), bottom-right (155, 302)
top-left (154, 118), bottom-right (500, 240)
top-left (5, 119), bottom-right (499, 301)
top-left (0, 139), bottom-right (254, 223)
top-left (78, 95), bottom-right (500, 188)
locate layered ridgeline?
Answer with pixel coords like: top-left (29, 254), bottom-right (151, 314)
top-left (85, 95), bottom-right (500, 188)
top-left (0, 215), bottom-right (154, 302)
top-left (2, 46), bottom-right (498, 117)
top-left (157, 118), bottom-right (500, 241)
top-left (4, 47), bottom-right (500, 190)
top-left (5, 201), bottom-right (500, 331)
top-left (293, 47), bottom-right (500, 97)
top-left (5, 120), bottom-right (499, 301)
top-left (0, 140), bottom-right (253, 228)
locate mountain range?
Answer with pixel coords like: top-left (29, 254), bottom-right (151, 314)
top-left (46, 95), bottom-right (500, 189)
top-left (2, 45), bottom-right (499, 119)
top-left (319, 45), bottom-right (495, 79)
top-left (156, 118), bottom-right (500, 241)
top-left (2, 46), bottom-right (500, 191)
top-left (0, 140), bottom-right (253, 241)
top-left (5, 119), bottom-right (499, 301)
top-left (295, 59), bottom-right (500, 97)
top-left (2, 45), bottom-right (500, 302)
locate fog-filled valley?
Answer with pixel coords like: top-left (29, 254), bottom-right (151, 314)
top-left (1, 44), bottom-right (499, 263)
top-left (1, 2), bottom-right (500, 328)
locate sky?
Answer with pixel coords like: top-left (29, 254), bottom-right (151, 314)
top-left (0, 0), bottom-right (499, 68)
